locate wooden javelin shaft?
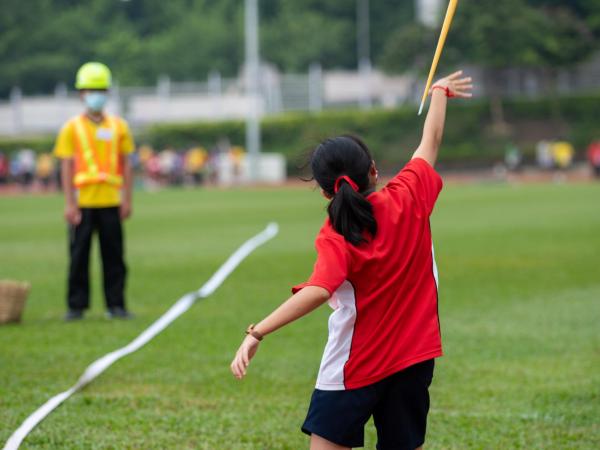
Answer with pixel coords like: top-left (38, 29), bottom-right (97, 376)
top-left (418, 0), bottom-right (459, 115)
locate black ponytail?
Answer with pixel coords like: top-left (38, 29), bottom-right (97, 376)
top-left (310, 135), bottom-right (377, 246)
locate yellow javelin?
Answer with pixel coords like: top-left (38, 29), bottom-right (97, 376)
top-left (418, 0), bottom-right (459, 115)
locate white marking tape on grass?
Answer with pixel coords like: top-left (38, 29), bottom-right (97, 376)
top-left (4, 222), bottom-right (279, 450)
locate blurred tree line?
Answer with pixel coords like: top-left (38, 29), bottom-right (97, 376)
top-left (0, 0), bottom-right (412, 97)
top-left (0, 0), bottom-right (598, 100)
top-left (381, 0), bottom-right (600, 127)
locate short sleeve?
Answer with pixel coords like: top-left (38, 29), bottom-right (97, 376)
top-left (383, 157), bottom-right (443, 215)
top-left (119, 119), bottom-right (135, 155)
top-left (53, 121), bottom-right (75, 159)
top-left (292, 234), bottom-right (348, 296)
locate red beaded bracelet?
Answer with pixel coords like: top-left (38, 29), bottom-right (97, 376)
top-left (431, 85), bottom-right (455, 98)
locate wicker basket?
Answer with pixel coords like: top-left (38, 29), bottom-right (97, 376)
top-left (0, 280), bottom-right (30, 324)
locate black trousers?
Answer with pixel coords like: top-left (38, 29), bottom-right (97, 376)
top-left (67, 207), bottom-right (127, 310)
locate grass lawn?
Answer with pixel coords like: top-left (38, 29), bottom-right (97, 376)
top-left (1, 181), bottom-right (599, 449)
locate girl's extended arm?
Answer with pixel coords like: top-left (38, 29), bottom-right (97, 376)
top-left (230, 286), bottom-right (330, 379)
top-left (413, 70), bottom-right (473, 167)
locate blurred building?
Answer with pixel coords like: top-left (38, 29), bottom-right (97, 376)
top-left (0, 67), bottom-right (414, 135)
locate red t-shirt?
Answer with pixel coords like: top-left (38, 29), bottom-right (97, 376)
top-left (293, 157), bottom-right (443, 390)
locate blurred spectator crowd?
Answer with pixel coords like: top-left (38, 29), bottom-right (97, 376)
top-left (0, 149), bottom-right (56, 189)
top-left (0, 143), bottom-right (248, 191)
top-left (502, 140), bottom-right (600, 177)
top-left (1, 138), bottom-right (600, 191)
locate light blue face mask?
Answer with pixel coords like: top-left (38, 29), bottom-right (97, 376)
top-left (84, 92), bottom-right (108, 112)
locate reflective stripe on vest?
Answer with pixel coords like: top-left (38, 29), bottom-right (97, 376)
top-left (72, 115), bottom-right (123, 187)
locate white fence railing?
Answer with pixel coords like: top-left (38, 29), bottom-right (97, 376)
top-left (1, 54), bottom-right (599, 136)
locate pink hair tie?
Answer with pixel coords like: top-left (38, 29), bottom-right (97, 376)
top-left (334, 175), bottom-right (359, 194)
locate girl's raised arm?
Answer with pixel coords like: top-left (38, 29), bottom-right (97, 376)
top-left (413, 70), bottom-right (473, 167)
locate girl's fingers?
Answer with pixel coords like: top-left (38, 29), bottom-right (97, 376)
top-left (447, 70), bottom-right (463, 80)
top-left (231, 350), bottom-right (245, 378)
top-left (231, 339), bottom-right (259, 380)
top-left (454, 85), bottom-right (473, 91)
top-left (453, 82), bottom-right (472, 89)
top-left (454, 86), bottom-right (473, 93)
top-left (242, 346), bottom-right (249, 366)
top-left (230, 360), bottom-right (240, 378)
top-left (231, 340), bottom-right (260, 380)
top-left (454, 82), bottom-right (473, 89)
top-left (235, 357), bottom-right (245, 378)
top-left (232, 357), bottom-right (241, 377)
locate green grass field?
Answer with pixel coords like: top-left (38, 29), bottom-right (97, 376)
top-left (1, 182), bottom-right (599, 449)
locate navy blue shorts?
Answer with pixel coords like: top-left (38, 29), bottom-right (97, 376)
top-left (301, 359), bottom-right (435, 449)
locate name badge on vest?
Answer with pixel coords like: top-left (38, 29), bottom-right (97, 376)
top-left (96, 128), bottom-right (114, 141)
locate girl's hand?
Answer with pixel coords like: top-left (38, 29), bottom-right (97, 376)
top-left (431, 70), bottom-right (473, 98)
top-left (230, 335), bottom-right (261, 379)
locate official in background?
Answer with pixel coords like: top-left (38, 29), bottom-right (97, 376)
top-left (54, 62), bottom-right (134, 321)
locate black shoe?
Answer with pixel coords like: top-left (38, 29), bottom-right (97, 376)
top-left (64, 309), bottom-right (84, 321)
top-left (106, 307), bottom-right (134, 320)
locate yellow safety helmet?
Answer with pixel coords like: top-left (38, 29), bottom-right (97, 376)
top-left (75, 62), bottom-right (112, 90)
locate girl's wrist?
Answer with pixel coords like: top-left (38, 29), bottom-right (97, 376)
top-left (431, 85), bottom-right (448, 96)
top-left (246, 323), bottom-right (264, 341)
top-left (430, 84), bottom-right (455, 98)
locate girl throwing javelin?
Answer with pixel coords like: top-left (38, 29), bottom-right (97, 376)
top-left (231, 71), bottom-right (473, 450)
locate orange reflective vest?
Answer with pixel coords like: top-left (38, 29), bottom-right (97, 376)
top-left (72, 115), bottom-right (123, 188)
